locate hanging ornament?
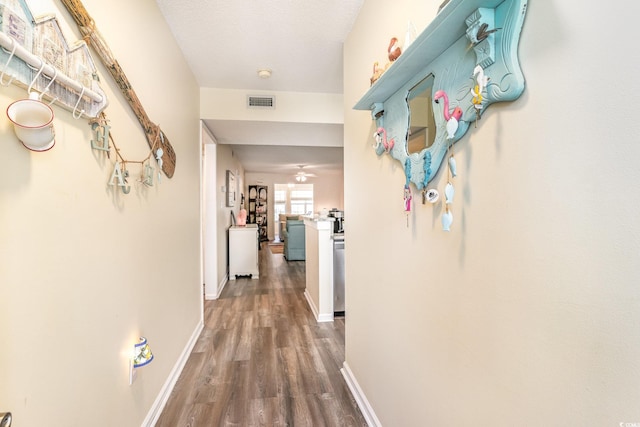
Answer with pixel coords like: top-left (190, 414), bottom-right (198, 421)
top-left (445, 182), bottom-right (455, 204)
top-left (155, 148), bottom-right (164, 182)
top-left (403, 185), bottom-right (412, 228)
top-left (423, 150), bottom-right (432, 188)
top-left (423, 188), bottom-right (439, 204)
top-left (404, 185), bottom-right (412, 212)
top-left (88, 112), bottom-right (166, 195)
top-left (448, 155), bottom-right (457, 177)
top-left (142, 162), bottom-right (154, 187)
top-left (403, 158), bottom-right (412, 227)
top-left (108, 161), bottom-right (130, 194)
top-left (90, 119), bottom-right (110, 152)
top-left (442, 138), bottom-right (456, 231)
top-left (471, 65), bottom-right (490, 127)
top-left (471, 84), bottom-right (483, 127)
top-left (442, 207), bottom-right (453, 231)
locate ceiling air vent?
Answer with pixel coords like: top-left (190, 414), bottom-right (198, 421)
top-left (247, 95), bottom-right (275, 109)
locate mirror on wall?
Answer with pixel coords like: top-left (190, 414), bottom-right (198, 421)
top-left (406, 74), bottom-right (436, 154)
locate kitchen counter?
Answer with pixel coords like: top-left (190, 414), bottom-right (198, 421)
top-left (303, 218), bottom-right (334, 322)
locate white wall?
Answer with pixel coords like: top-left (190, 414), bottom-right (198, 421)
top-left (344, 1), bottom-right (640, 426)
top-left (215, 144), bottom-right (245, 287)
top-left (313, 172), bottom-right (345, 213)
top-left (203, 126), bottom-right (219, 299)
top-left (0, 1), bottom-right (202, 426)
top-left (245, 171), bottom-right (344, 240)
top-left (201, 88), bottom-right (344, 125)
top-left (203, 127), bottom-right (247, 299)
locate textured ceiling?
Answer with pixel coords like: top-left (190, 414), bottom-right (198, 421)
top-left (155, 0), bottom-right (363, 176)
top-left (156, 0), bottom-right (363, 93)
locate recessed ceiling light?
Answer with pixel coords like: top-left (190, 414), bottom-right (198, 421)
top-left (257, 69), bottom-right (272, 79)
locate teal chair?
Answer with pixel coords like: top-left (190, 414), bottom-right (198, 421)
top-left (283, 220), bottom-right (305, 261)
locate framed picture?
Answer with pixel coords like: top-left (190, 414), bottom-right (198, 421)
top-left (226, 170), bottom-right (236, 207)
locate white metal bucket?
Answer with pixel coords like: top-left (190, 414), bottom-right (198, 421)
top-left (7, 95), bottom-right (55, 152)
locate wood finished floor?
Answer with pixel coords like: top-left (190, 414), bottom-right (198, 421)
top-left (155, 243), bottom-right (366, 427)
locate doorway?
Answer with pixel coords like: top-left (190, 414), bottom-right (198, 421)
top-left (273, 183), bottom-right (314, 241)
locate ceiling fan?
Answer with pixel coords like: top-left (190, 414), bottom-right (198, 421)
top-left (294, 165), bottom-right (316, 182)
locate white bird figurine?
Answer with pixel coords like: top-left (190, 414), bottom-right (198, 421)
top-left (473, 65), bottom-right (489, 94)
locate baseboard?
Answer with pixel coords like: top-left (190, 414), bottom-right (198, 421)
top-left (303, 289), bottom-right (319, 319)
top-left (142, 319), bottom-right (204, 426)
top-left (341, 361), bottom-right (382, 427)
top-left (303, 290), bottom-right (334, 323)
top-left (318, 312), bottom-right (334, 322)
top-left (205, 274), bottom-right (228, 300)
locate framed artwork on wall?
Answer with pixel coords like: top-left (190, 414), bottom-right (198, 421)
top-left (226, 170), bottom-right (236, 207)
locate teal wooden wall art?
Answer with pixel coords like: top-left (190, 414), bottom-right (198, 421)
top-left (355, 0), bottom-right (527, 231)
top-left (0, 0), bottom-right (108, 117)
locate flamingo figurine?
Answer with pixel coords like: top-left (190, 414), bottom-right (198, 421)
top-left (373, 127), bottom-right (394, 153)
top-left (433, 90), bottom-right (463, 139)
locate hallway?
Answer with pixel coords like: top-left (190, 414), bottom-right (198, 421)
top-left (156, 244), bottom-right (366, 426)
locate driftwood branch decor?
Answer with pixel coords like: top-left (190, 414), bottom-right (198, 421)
top-left (59, 0), bottom-right (176, 178)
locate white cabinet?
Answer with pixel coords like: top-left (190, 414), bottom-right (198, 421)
top-left (229, 224), bottom-right (259, 279)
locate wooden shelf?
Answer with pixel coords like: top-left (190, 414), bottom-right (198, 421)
top-left (354, 0), bottom-right (507, 111)
top-left (351, 0), bottom-right (527, 195)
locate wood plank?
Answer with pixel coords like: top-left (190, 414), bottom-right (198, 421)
top-left (248, 327), bottom-right (278, 399)
top-left (155, 243), bottom-right (367, 426)
top-left (59, 0), bottom-right (177, 178)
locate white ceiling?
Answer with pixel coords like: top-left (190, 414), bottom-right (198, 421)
top-left (155, 0), bottom-right (364, 176)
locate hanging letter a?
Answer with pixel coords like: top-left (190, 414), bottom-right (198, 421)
top-left (108, 161), bottom-right (130, 194)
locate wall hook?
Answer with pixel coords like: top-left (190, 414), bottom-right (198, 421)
top-left (0, 41), bottom-right (17, 86)
top-left (27, 61), bottom-right (46, 96)
top-left (72, 86), bottom-right (86, 119)
top-left (39, 68), bottom-right (58, 102)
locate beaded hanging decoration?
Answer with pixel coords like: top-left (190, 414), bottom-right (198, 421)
top-left (404, 158), bottom-right (412, 227)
